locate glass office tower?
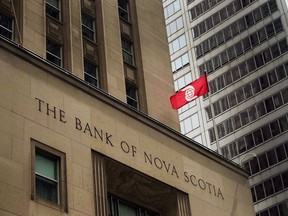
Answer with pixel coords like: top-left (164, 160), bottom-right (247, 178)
top-left (163, 0), bottom-right (288, 214)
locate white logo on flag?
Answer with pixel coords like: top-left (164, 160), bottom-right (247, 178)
top-left (182, 85), bottom-right (197, 101)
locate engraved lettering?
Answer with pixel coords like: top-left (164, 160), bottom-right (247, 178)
top-left (75, 117), bottom-right (82, 130)
top-left (105, 133), bottom-right (113, 147)
top-left (83, 123), bottom-right (93, 137)
top-left (198, 179), bottom-right (206, 190)
top-left (46, 103), bottom-right (56, 119)
top-left (35, 98), bottom-right (45, 112)
top-left (59, 109), bottom-right (66, 123)
top-left (184, 171), bottom-right (224, 199)
top-left (217, 188), bottom-right (224, 200)
top-left (94, 127), bottom-right (103, 140)
top-left (121, 141), bottom-right (130, 153)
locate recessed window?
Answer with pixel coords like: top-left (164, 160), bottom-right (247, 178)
top-left (84, 60), bottom-right (99, 87)
top-left (46, 39), bottom-right (62, 67)
top-left (103, 157), bottom-right (190, 216)
top-left (108, 196), bottom-right (159, 216)
top-left (126, 82), bottom-right (138, 108)
top-left (46, 0), bottom-right (61, 20)
top-left (121, 38), bottom-right (134, 65)
top-left (0, 12), bottom-right (13, 40)
top-left (31, 140), bottom-right (67, 211)
top-left (35, 151), bottom-right (59, 203)
top-left (82, 13), bottom-right (96, 42)
top-left (118, 0), bottom-right (129, 22)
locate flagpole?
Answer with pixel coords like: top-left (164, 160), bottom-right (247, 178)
top-left (204, 72), bottom-right (221, 155)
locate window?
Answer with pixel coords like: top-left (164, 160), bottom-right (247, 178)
top-left (230, 22), bottom-right (239, 36)
top-left (273, 175), bottom-right (283, 192)
top-left (270, 120), bottom-right (280, 136)
top-left (244, 84), bottom-right (253, 99)
top-left (279, 39), bottom-right (288, 53)
top-left (264, 179), bottom-right (274, 197)
top-left (248, 106), bottom-right (257, 121)
top-left (118, 0), bottom-right (129, 22)
top-left (167, 16), bottom-right (183, 36)
top-left (104, 156), bottom-right (190, 216)
top-left (229, 142), bottom-right (238, 158)
top-left (253, 129), bottom-right (263, 145)
top-left (171, 53), bottom-right (189, 72)
top-left (261, 4), bottom-right (270, 17)
top-left (258, 153), bottom-right (268, 170)
top-left (259, 75), bottom-right (269, 90)
top-left (109, 196), bottom-right (159, 216)
top-left (238, 18), bottom-right (246, 32)
top-left (216, 76), bottom-right (224, 90)
top-left (219, 8), bottom-right (228, 21)
top-left (35, 151), bottom-right (58, 203)
top-left (217, 123), bottom-right (225, 138)
top-left (220, 97), bottom-right (228, 112)
top-left (195, 4), bottom-right (203, 17)
top-left (245, 134), bottom-right (254, 150)
top-left (46, 0), bottom-right (61, 20)
top-left (213, 101), bottom-right (221, 116)
top-left (0, 12), bottom-right (13, 40)
top-left (274, 18), bottom-right (283, 32)
top-left (220, 51), bottom-right (228, 65)
top-left (253, 8), bottom-right (262, 22)
top-left (223, 27), bottom-right (232, 41)
top-left (252, 79), bottom-right (261, 94)
top-left (206, 16), bottom-right (213, 30)
top-left (31, 140), bottom-right (67, 211)
top-left (164, 0), bottom-right (180, 19)
top-left (262, 125), bottom-right (272, 141)
top-left (273, 92), bottom-right (283, 108)
top-left (271, 44), bottom-right (280, 58)
top-left (209, 128), bottom-right (216, 143)
top-left (191, 113), bottom-right (200, 129)
top-left (224, 71), bottom-right (232, 86)
top-left (240, 111), bottom-right (249, 126)
top-left (256, 102), bottom-right (266, 117)
top-left (262, 49), bottom-right (272, 63)
top-left (276, 65), bottom-right (286, 80)
top-left (250, 33), bottom-right (259, 47)
top-left (266, 149), bottom-right (277, 167)
top-left (228, 92), bottom-right (237, 107)
top-left (183, 117), bottom-right (192, 133)
top-left (236, 88), bottom-right (244, 103)
top-left (275, 145), bottom-right (286, 161)
top-left (279, 116), bottom-right (288, 132)
top-left (82, 13), bottom-right (95, 42)
top-left (126, 82), bottom-right (138, 108)
top-left (242, 37), bottom-right (251, 51)
top-left (122, 38), bottom-right (134, 65)
top-left (227, 46), bottom-right (236, 61)
top-left (212, 12), bottom-right (220, 26)
top-left (233, 115), bottom-right (241, 130)
top-left (46, 39), bottom-right (62, 67)
top-left (258, 28), bottom-right (266, 42)
top-left (245, 13), bottom-right (254, 27)
top-left (169, 34), bottom-right (186, 54)
top-left (84, 60), bottom-right (99, 87)
top-left (235, 42), bottom-right (243, 56)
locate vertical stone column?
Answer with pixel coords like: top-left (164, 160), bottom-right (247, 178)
top-left (177, 191), bottom-right (192, 216)
top-left (93, 152), bottom-right (108, 216)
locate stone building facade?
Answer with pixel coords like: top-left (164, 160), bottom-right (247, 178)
top-left (0, 0), bottom-right (254, 215)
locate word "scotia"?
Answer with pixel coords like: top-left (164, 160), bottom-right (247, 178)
top-left (184, 171), bottom-right (224, 200)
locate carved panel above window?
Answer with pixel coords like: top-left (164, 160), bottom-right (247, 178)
top-left (46, 17), bottom-right (63, 44)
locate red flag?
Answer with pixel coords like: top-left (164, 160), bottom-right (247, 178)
top-left (170, 75), bottom-right (209, 109)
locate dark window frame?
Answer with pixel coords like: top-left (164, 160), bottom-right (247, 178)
top-left (46, 0), bottom-right (61, 21)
